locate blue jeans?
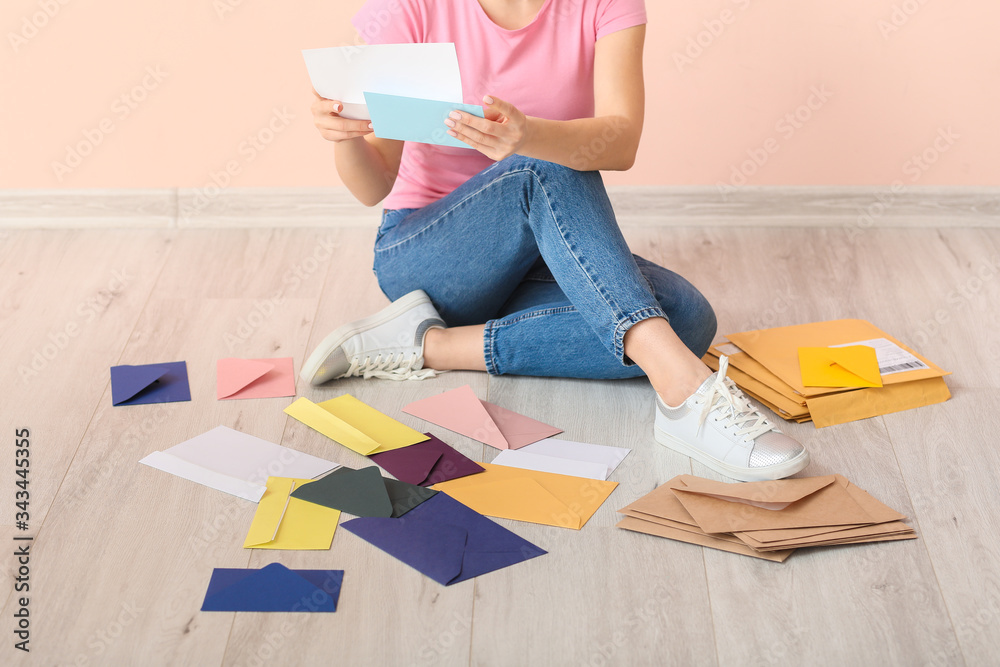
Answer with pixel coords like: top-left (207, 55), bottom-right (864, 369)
top-left (372, 155), bottom-right (717, 379)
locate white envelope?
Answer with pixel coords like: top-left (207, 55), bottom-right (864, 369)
top-left (302, 43), bottom-right (463, 120)
top-left (139, 426), bottom-right (339, 502)
top-left (491, 438), bottom-right (630, 481)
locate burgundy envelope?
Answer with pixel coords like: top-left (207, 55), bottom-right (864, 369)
top-left (368, 433), bottom-right (484, 486)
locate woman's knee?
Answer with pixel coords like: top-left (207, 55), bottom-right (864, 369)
top-left (636, 258), bottom-right (718, 358)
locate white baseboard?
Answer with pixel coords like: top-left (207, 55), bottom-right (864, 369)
top-left (1, 186), bottom-right (997, 229)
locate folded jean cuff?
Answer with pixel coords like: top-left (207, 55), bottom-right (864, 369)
top-left (614, 306), bottom-right (670, 366)
top-left (483, 320), bottom-right (501, 375)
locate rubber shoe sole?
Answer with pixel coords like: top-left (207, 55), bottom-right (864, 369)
top-left (654, 423), bottom-right (810, 482)
top-left (299, 290), bottom-right (433, 386)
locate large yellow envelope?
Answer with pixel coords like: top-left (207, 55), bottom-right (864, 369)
top-left (243, 477), bottom-right (340, 550)
top-left (431, 463), bottom-right (617, 530)
top-left (727, 319), bottom-right (948, 397)
top-left (798, 345), bottom-right (883, 388)
top-left (806, 376), bottom-right (951, 428)
top-left (284, 394), bottom-right (428, 455)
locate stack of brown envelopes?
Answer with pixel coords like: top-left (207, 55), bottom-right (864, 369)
top-left (703, 319), bottom-right (951, 427)
top-left (617, 474), bottom-right (916, 562)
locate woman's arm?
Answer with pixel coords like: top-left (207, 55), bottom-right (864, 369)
top-left (312, 92), bottom-right (404, 206)
top-left (445, 24), bottom-right (646, 171)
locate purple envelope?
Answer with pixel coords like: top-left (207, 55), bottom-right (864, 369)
top-left (110, 361), bottom-right (191, 406)
top-left (368, 433), bottom-right (484, 486)
top-left (342, 492), bottom-right (546, 586)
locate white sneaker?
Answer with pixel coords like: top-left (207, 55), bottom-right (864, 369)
top-left (654, 355), bottom-right (809, 482)
top-left (300, 290), bottom-right (446, 385)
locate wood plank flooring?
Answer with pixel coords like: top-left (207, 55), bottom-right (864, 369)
top-left (1, 223), bottom-right (998, 666)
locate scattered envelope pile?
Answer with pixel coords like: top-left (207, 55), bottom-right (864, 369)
top-left (618, 474), bottom-right (916, 562)
top-left (703, 319), bottom-right (951, 427)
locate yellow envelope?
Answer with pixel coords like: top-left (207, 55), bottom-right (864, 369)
top-left (727, 319), bottom-right (948, 397)
top-left (806, 376), bottom-right (951, 428)
top-left (243, 477), bottom-right (340, 550)
top-left (431, 462), bottom-right (617, 530)
top-left (284, 394), bottom-right (428, 455)
top-left (798, 345), bottom-right (883, 388)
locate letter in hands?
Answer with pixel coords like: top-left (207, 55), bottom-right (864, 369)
top-left (311, 90), bottom-right (375, 143)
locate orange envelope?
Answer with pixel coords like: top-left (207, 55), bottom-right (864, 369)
top-left (431, 462), bottom-right (616, 529)
top-left (403, 385), bottom-right (562, 450)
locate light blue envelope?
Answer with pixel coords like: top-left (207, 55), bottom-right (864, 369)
top-left (364, 91), bottom-right (485, 149)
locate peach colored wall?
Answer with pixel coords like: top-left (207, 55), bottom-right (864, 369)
top-left (1, 0), bottom-right (996, 189)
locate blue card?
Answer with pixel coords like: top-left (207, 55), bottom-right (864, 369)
top-left (363, 91), bottom-right (485, 149)
top-left (201, 563), bottom-right (344, 612)
top-left (110, 361), bottom-right (191, 406)
top-left (342, 492), bottom-right (546, 586)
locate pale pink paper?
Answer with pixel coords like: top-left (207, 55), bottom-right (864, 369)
top-left (403, 385), bottom-right (561, 450)
top-left (217, 357), bottom-right (296, 400)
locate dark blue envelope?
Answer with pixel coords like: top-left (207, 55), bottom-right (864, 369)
top-left (110, 361), bottom-right (191, 405)
top-left (200, 563), bottom-right (343, 612)
top-left (342, 492), bottom-right (546, 586)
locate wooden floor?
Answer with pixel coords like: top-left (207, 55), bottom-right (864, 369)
top-left (2, 223), bottom-right (999, 666)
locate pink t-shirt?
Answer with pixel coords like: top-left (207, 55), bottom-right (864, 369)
top-left (352, 0), bottom-right (646, 210)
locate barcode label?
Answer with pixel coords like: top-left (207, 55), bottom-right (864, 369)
top-left (831, 337), bottom-right (930, 377)
top-left (879, 360), bottom-right (929, 375)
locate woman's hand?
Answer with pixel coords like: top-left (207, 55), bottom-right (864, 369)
top-left (445, 95), bottom-right (529, 161)
top-left (311, 90), bottom-right (374, 143)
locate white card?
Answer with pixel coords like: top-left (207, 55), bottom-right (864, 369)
top-left (140, 426), bottom-right (339, 502)
top-left (302, 43), bottom-right (463, 120)
top-left (492, 438), bottom-right (630, 480)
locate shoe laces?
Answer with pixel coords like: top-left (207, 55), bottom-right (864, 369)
top-left (694, 356), bottom-right (774, 443)
top-left (344, 352), bottom-right (438, 381)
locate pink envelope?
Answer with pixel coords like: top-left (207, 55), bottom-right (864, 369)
top-left (217, 357), bottom-right (296, 400)
top-left (402, 385), bottom-right (562, 450)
